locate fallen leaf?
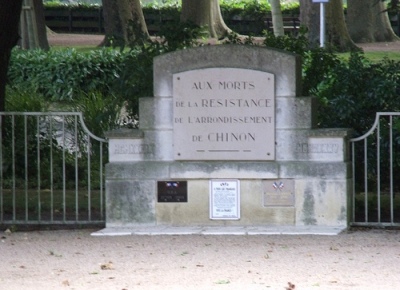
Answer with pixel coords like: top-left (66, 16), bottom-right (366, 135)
top-left (196, 264), bottom-right (204, 267)
top-left (101, 262), bottom-right (114, 270)
top-left (285, 282), bottom-right (296, 289)
top-left (62, 280), bottom-right (70, 286)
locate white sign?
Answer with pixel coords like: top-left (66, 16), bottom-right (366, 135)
top-left (210, 180), bottom-right (240, 220)
top-left (173, 68), bottom-right (275, 160)
top-left (312, 0), bottom-right (329, 2)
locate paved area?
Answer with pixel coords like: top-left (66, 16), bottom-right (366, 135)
top-left (92, 225), bottom-right (347, 236)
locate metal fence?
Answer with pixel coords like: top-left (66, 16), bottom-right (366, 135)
top-left (350, 112), bottom-right (400, 227)
top-left (0, 112), bottom-right (107, 227)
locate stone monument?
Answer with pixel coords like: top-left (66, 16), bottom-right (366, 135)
top-left (105, 45), bottom-right (351, 231)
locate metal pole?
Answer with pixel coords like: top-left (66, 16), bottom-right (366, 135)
top-left (320, 3), bottom-right (325, 47)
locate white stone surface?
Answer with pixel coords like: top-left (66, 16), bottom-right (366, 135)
top-left (108, 139), bottom-right (154, 162)
top-left (173, 68), bottom-right (275, 160)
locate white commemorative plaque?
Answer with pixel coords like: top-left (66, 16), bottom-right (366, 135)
top-left (173, 68), bottom-right (275, 160)
top-left (210, 179), bottom-right (240, 220)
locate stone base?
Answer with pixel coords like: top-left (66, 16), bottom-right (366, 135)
top-left (105, 161), bottom-right (351, 229)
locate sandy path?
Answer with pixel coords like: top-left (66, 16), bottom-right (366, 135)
top-left (1, 228), bottom-right (400, 290)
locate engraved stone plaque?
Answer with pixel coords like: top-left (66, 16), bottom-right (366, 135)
top-left (157, 181), bottom-right (188, 202)
top-left (263, 179), bottom-right (295, 207)
top-left (210, 179), bottom-right (240, 220)
top-left (173, 68), bottom-right (275, 160)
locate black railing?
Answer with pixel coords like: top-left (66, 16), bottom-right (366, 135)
top-left (44, 8), bottom-right (400, 37)
top-left (44, 9), bottom-right (300, 35)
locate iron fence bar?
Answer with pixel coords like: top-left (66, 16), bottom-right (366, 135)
top-left (352, 142), bottom-right (356, 223)
top-left (0, 118), bottom-right (2, 223)
top-left (36, 116), bottom-right (41, 222)
top-left (377, 118), bottom-right (381, 223)
top-left (364, 138), bottom-right (368, 223)
top-left (0, 116), bottom-right (3, 223)
top-left (24, 116), bottom-right (28, 222)
top-left (390, 116), bottom-right (394, 224)
top-left (50, 117), bottom-right (54, 222)
top-left (87, 136), bottom-right (91, 221)
top-left (74, 115), bottom-right (79, 222)
top-left (12, 115), bottom-right (16, 222)
top-left (62, 116), bottom-right (66, 222)
top-left (100, 142), bottom-right (103, 219)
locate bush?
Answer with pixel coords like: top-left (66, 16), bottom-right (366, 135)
top-left (8, 48), bottom-right (125, 101)
top-left (315, 52), bottom-right (400, 134)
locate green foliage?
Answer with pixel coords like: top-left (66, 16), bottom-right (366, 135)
top-left (43, 1), bottom-right (101, 10)
top-left (113, 20), bottom-right (205, 116)
top-left (311, 52), bottom-right (400, 191)
top-left (262, 28), bottom-right (308, 55)
top-left (314, 52), bottom-right (400, 134)
top-left (222, 27), bottom-right (309, 57)
top-left (302, 48), bottom-right (341, 97)
top-left (220, 0), bottom-right (270, 17)
top-left (70, 91), bottom-right (124, 138)
top-left (2, 89), bottom-right (61, 189)
top-left (5, 86), bottom-right (50, 112)
top-left (8, 48), bottom-right (124, 101)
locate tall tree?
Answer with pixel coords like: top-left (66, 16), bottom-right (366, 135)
top-left (0, 0), bottom-right (23, 112)
top-left (20, 0), bottom-right (49, 50)
top-left (181, 0), bottom-right (231, 38)
top-left (102, 0), bottom-right (149, 47)
top-left (269, 0), bottom-right (284, 36)
top-left (299, 0), bottom-right (320, 46)
top-left (300, 0), bottom-right (357, 51)
top-left (347, 0), bottom-right (398, 43)
top-left (325, 0), bottom-right (357, 50)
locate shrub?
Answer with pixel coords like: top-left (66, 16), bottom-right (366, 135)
top-left (8, 48), bottom-right (125, 101)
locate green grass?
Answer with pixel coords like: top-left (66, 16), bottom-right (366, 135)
top-left (339, 51), bottom-right (400, 62)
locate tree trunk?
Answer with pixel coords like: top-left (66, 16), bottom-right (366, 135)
top-left (269, 0), bottom-right (284, 36)
top-left (20, 0), bottom-right (49, 50)
top-left (0, 0), bottom-right (23, 112)
top-left (300, 0), bottom-right (357, 51)
top-left (300, 0), bottom-right (321, 47)
top-left (326, 0), bottom-right (357, 51)
top-left (181, 0), bottom-right (231, 38)
top-left (102, 0), bottom-right (149, 47)
top-left (347, 0), bottom-right (398, 43)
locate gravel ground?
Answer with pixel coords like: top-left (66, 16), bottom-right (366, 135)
top-left (1, 228), bottom-right (400, 290)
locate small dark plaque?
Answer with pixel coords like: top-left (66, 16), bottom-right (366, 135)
top-left (157, 181), bottom-right (188, 202)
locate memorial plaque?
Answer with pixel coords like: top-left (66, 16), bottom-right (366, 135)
top-left (210, 179), bottom-right (240, 220)
top-left (157, 181), bottom-right (188, 202)
top-left (173, 68), bottom-right (275, 160)
top-left (263, 179), bottom-right (295, 207)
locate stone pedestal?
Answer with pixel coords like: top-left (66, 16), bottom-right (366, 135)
top-left (105, 45), bottom-right (351, 230)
